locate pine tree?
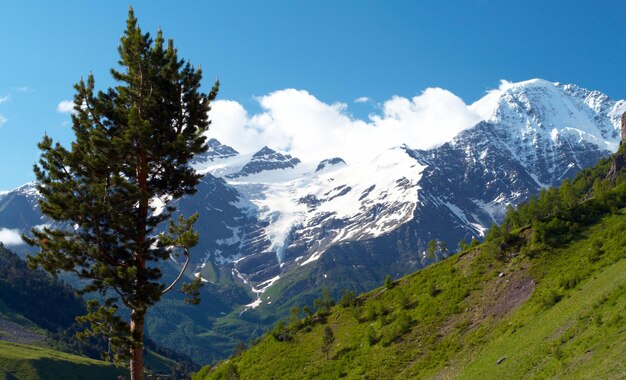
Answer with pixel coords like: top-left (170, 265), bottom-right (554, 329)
top-left (321, 326), bottom-right (334, 360)
top-left (23, 7), bottom-right (218, 380)
top-left (384, 274), bottom-right (393, 289)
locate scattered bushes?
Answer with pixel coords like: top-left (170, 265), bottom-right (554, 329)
top-left (381, 311), bottom-right (413, 346)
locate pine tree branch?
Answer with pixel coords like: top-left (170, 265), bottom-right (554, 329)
top-left (162, 248), bottom-right (190, 295)
top-left (110, 285), bottom-right (132, 309)
top-left (84, 100), bottom-right (108, 133)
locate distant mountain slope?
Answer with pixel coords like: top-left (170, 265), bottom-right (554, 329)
top-left (0, 244), bottom-right (84, 333)
top-left (0, 244), bottom-right (198, 377)
top-left (197, 148), bottom-right (626, 379)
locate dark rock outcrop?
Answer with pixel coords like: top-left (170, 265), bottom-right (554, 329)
top-left (607, 112), bottom-right (626, 180)
top-left (226, 147), bottom-right (300, 178)
top-left (316, 157), bottom-right (346, 172)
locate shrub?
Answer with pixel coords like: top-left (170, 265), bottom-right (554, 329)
top-left (339, 290), bottom-right (358, 308)
top-left (224, 362), bottom-right (240, 380)
top-left (396, 289), bottom-right (410, 310)
top-left (314, 288), bottom-right (335, 313)
top-left (271, 320), bottom-right (293, 341)
top-left (429, 282), bottom-right (442, 297)
top-left (381, 311), bottom-right (412, 346)
top-left (366, 326), bottom-right (379, 346)
top-left (542, 290), bottom-right (563, 308)
top-left (384, 274), bottom-right (393, 289)
top-left (559, 275), bottom-right (581, 290)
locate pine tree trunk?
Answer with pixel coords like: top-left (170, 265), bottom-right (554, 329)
top-left (130, 139), bottom-right (148, 380)
top-left (129, 309), bottom-right (145, 380)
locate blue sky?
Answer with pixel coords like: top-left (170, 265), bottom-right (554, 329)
top-left (0, 0), bottom-right (624, 190)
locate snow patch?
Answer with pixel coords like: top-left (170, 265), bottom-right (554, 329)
top-left (252, 275), bottom-right (280, 294)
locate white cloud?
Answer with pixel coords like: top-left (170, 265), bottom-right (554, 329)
top-left (0, 228), bottom-right (24, 246)
top-left (354, 96), bottom-right (371, 104)
top-left (57, 100), bottom-right (74, 113)
top-left (13, 86), bottom-right (29, 93)
top-left (0, 95), bottom-right (7, 126)
top-left (209, 87), bottom-right (483, 164)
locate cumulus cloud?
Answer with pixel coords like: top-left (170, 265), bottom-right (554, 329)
top-left (0, 115), bottom-right (6, 126)
top-left (0, 96), bottom-right (8, 104)
top-left (57, 100), bottom-right (74, 113)
top-left (208, 87), bottom-right (483, 164)
top-left (0, 228), bottom-right (24, 246)
top-left (354, 96), bottom-right (371, 104)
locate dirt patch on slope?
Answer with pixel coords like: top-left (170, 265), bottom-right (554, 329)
top-left (469, 268), bottom-right (535, 327)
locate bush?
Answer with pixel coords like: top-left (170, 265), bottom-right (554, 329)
top-left (542, 290), bottom-right (563, 308)
top-left (381, 311), bottom-right (412, 346)
top-left (395, 289), bottom-right (410, 310)
top-left (429, 282), bottom-right (442, 297)
top-left (366, 326), bottom-right (379, 346)
top-left (314, 288), bottom-right (335, 313)
top-left (559, 274), bottom-right (582, 290)
top-left (384, 274), bottom-right (393, 289)
top-left (588, 242), bottom-right (604, 263)
top-left (339, 290), bottom-right (358, 308)
top-left (224, 362), bottom-right (240, 380)
top-left (271, 320), bottom-right (293, 341)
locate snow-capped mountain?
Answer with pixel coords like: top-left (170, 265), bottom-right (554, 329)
top-left (1, 79), bottom-right (624, 361)
top-left (0, 182), bottom-right (43, 231)
top-left (179, 79), bottom-right (624, 312)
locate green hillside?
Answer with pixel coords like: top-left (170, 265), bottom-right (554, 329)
top-left (197, 150), bottom-right (626, 379)
top-left (0, 340), bottom-right (127, 380)
top-left (0, 243), bottom-right (198, 378)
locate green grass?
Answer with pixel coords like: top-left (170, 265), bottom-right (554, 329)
top-left (144, 349), bottom-right (178, 375)
top-left (0, 301), bottom-right (45, 337)
top-left (197, 209), bottom-right (626, 379)
top-left (453, 255), bottom-right (626, 379)
top-left (453, 218), bottom-right (626, 379)
top-left (0, 340), bottom-right (127, 380)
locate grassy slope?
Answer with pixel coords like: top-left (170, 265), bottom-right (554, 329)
top-left (0, 341), bottom-right (127, 380)
top-left (198, 208), bottom-right (626, 379)
top-left (0, 301), bottom-right (42, 332)
top-left (144, 348), bottom-right (179, 375)
top-left (0, 247), bottom-right (190, 378)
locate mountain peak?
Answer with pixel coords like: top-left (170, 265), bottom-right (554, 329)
top-left (505, 78), bottom-right (554, 89)
top-left (207, 138), bottom-right (238, 154)
top-left (315, 157), bottom-right (346, 172)
top-left (227, 147), bottom-right (301, 179)
top-left (193, 138), bottom-right (239, 164)
top-left (468, 79), bottom-right (623, 153)
top-left (252, 146), bottom-right (277, 158)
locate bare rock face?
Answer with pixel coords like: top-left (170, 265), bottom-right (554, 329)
top-left (607, 112), bottom-right (626, 181)
top-left (226, 146), bottom-right (301, 178)
top-left (622, 111), bottom-right (626, 144)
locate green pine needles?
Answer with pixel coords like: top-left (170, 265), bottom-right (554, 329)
top-left (23, 7), bottom-right (218, 380)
